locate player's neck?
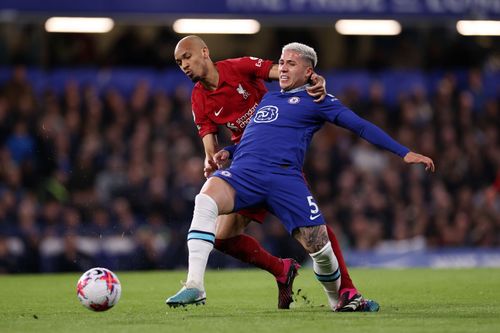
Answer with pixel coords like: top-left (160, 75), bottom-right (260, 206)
top-left (200, 63), bottom-right (219, 91)
top-left (281, 83), bottom-right (310, 93)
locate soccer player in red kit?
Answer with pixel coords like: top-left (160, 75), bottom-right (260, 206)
top-left (172, 35), bottom-right (378, 311)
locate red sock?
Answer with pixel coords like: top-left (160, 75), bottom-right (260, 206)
top-left (215, 235), bottom-right (284, 278)
top-left (326, 225), bottom-right (356, 291)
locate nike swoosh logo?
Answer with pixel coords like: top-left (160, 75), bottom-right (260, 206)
top-left (215, 107), bottom-right (223, 116)
top-left (309, 214), bottom-right (321, 220)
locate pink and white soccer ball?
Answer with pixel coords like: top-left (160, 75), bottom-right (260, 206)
top-left (76, 267), bottom-right (121, 311)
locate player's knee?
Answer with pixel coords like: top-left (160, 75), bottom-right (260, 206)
top-left (193, 193), bottom-right (218, 219)
top-left (200, 178), bottom-right (235, 213)
top-left (189, 193), bottom-right (219, 237)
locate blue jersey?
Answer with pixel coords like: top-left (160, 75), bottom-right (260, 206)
top-left (214, 85), bottom-right (409, 233)
top-left (229, 86), bottom-right (409, 173)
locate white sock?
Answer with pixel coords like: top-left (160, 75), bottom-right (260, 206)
top-left (309, 241), bottom-right (341, 310)
top-left (185, 193), bottom-right (218, 291)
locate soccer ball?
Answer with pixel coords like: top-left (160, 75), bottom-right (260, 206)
top-left (76, 267), bottom-right (121, 311)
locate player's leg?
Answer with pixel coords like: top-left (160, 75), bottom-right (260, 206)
top-left (293, 225), bottom-right (341, 311)
top-left (302, 172), bottom-right (377, 310)
top-left (268, 176), bottom-right (341, 311)
top-left (325, 225), bottom-right (380, 312)
top-left (215, 213), bottom-right (286, 277)
top-left (325, 225), bottom-right (361, 309)
top-left (325, 225), bottom-right (354, 290)
top-left (166, 176), bottom-right (235, 307)
top-left (214, 212), bottom-right (300, 309)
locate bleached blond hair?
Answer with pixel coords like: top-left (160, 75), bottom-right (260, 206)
top-left (282, 42), bottom-right (317, 68)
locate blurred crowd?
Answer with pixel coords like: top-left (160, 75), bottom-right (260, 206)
top-left (1, 24), bottom-right (498, 71)
top-left (0, 65), bottom-right (499, 274)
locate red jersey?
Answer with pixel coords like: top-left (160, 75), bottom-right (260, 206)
top-left (191, 57), bottom-right (274, 143)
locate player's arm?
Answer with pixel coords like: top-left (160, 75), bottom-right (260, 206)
top-left (220, 144), bottom-right (237, 160)
top-left (209, 144), bottom-right (237, 171)
top-left (202, 133), bottom-right (220, 178)
top-left (268, 64), bottom-right (327, 102)
top-left (268, 64), bottom-right (280, 80)
top-left (203, 142), bottom-right (237, 178)
top-left (334, 108), bottom-right (435, 172)
top-left (192, 94), bottom-right (220, 178)
top-left (213, 146), bottom-right (234, 166)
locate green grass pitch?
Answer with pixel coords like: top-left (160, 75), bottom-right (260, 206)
top-left (1, 268), bottom-right (499, 333)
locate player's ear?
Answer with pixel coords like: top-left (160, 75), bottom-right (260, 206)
top-left (202, 46), bottom-right (209, 59)
top-left (305, 67), bottom-right (314, 81)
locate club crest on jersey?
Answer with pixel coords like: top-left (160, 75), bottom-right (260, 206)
top-left (237, 84), bottom-right (250, 100)
top-left (254, 105), bottom-right (279, 123)
top-left (288, 96), bottom-right (300, 104)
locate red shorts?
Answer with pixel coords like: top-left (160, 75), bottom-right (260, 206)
top-left (237, 207), bottom-right (268, 224)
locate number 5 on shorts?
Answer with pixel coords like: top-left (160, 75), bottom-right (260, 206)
top-left (307, 196), bottom-right (321, 220)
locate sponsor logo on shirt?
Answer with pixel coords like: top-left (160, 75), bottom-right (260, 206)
top-left (234, 103), bottom-right (258, 130)
top-left (254, 105), bottom-right (279, 123)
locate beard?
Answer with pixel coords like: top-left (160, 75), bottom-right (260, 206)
top-left (190, 65), bottom-right (208, 83)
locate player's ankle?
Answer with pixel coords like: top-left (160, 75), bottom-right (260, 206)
top-left (326, 291), bottom-right (339, 311)
top-left (340, 287), bottom-right (358, 297)
top-left (275, 258), bottom-right (289, 281)
top-left (185, 280), bottom-right (204, 291)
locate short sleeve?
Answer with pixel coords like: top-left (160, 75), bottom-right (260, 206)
top-left (191, 91), bottom-right (218, 138)
top-left (230, 57), bottom-right (274, 81)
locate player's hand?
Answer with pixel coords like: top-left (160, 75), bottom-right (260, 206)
top-left (307, 73), bottom-right (327, 102)
top-left (403, 152), bottom-right (435, 172)
top-left (203, 151), bottom-right (230, 178)
top-left (204, 157), bottom-right (219, 178)
top-left (213, 150), bottom-right (230, 168)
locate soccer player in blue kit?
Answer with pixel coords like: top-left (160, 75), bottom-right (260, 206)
top-left (167, 42), bottom-right (435, 310)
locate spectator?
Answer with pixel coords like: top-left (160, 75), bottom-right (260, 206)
top-left (0, 67), bottom-right (498, 272)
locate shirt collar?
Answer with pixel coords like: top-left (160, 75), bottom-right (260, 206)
top-left (281, 84), bottom-right (311, 94)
